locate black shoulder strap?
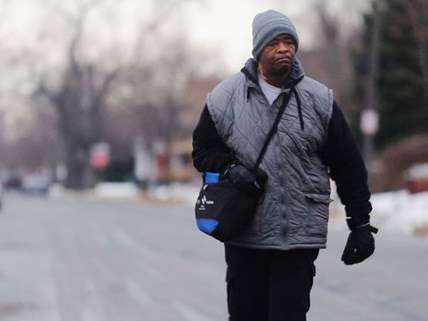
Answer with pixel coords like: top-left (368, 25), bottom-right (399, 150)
top-left (253, 87), bottom-right (295, 171)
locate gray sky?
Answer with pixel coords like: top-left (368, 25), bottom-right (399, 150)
top-left (2, 0), bottom-right (371, 74)
top-left (183, 0), bottom-right (313, 72)
top-left (183, 0), bottom-right (370, 72)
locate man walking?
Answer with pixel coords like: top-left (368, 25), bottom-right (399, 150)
top-left (192, 9), bottom-right (378, 321)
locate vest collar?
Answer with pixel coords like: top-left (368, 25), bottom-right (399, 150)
top-left (240, 58), bottom-right (306, 131)
top-left (240, 57), bottom-right (305, 94)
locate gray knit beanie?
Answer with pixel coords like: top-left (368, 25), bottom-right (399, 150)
top-left (252, 10), bottom-right (299, 59)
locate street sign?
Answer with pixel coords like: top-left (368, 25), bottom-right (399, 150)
top-left (90, 142), bottom-right (110, 170)
top-left (360, 109), bottom-right (379, 136)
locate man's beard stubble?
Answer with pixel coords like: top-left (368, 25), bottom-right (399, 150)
top-left (265, 60), bottom-right (292, 78)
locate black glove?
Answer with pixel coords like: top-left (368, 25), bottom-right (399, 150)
top-left (223, 163), bottom-right (267, 196)
top-left (341, 224), bottom-right (378, 265)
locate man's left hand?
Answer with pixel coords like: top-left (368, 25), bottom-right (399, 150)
top-left (341, 225), bottom-right (378, 265)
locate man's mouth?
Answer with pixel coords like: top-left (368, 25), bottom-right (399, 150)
top-left (275, 57), bottom-right (291, 64)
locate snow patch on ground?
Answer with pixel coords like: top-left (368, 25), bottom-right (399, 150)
top-left (93, 182), bottom-right (140, 198)
top-left (147, 183), bottom-right (200, 204)
top-left (371, 190), bottom-right (428, 234)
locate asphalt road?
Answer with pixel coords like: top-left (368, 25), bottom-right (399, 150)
top-left (0, 193), bottom-right (426, 321)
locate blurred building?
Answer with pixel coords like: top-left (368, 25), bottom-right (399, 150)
top-left (179, 77), bottom-right (220, 133)
top-left (174, 77), bottom-right (220, 181)
top-left (299, 44), bottom-right (353, 107)
top-left (371, 135), bottom-right (428, 192)
top-left (169, 77), bottom-right (220, 182)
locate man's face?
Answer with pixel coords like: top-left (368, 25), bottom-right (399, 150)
top-left (258, 34), bottom-right (296, 77)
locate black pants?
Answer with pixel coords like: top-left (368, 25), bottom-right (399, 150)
top-left (225, 244), bottom-right (319, 321)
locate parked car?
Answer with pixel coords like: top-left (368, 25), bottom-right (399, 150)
top-left (23, 174), bottom-right (51, 195)
top-left (407, 163), bottom-right (428, 194)
top-left (3, 174), bottom-right (23, 190)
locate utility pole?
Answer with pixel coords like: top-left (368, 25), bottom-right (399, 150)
top-left (361, 0), bottom-right (382, 174)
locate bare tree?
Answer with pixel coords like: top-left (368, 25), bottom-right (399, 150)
top-left (30, 0), bottom-right (200, 188)
top-left (109, 32), bottom-right (197, 181)
top-left (314, 1), bottom-right (341, 86)
top-left (34, 0), bottom-right (119, 189)
top-left (303, 0), bottom-right (357, 108)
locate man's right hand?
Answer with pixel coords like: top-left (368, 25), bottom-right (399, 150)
top-left (223, 163), bottom-right (267, 196)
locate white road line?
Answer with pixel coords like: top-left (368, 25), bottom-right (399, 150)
top-left (89, 223), bottom-right (109, 247)
top-left (42, 254), bottom-right (62, 321)
top-left (112, 229), bottom-right (165, 280)
top-left (92, 259), bottom-right (110, 277)
top-left (173, 300), bottom-right (214, 321)
top-left (113, 228), bottom-right (137, 248)
top-left (126, 280), bottom-right (151, 306)
top-left (82, 307), bottom-right (100, 321)
top-left (81, 279), bottom-right (101, 321)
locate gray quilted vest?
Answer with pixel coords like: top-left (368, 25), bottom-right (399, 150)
top-left (206, 58), bottom-right (334, 250)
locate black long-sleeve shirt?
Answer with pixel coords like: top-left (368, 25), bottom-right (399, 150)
top-left (192, 102), bottom-right (372, 227)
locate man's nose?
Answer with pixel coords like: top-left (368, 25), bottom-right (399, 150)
top-left (277, 41), bottom-right (288, 52)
